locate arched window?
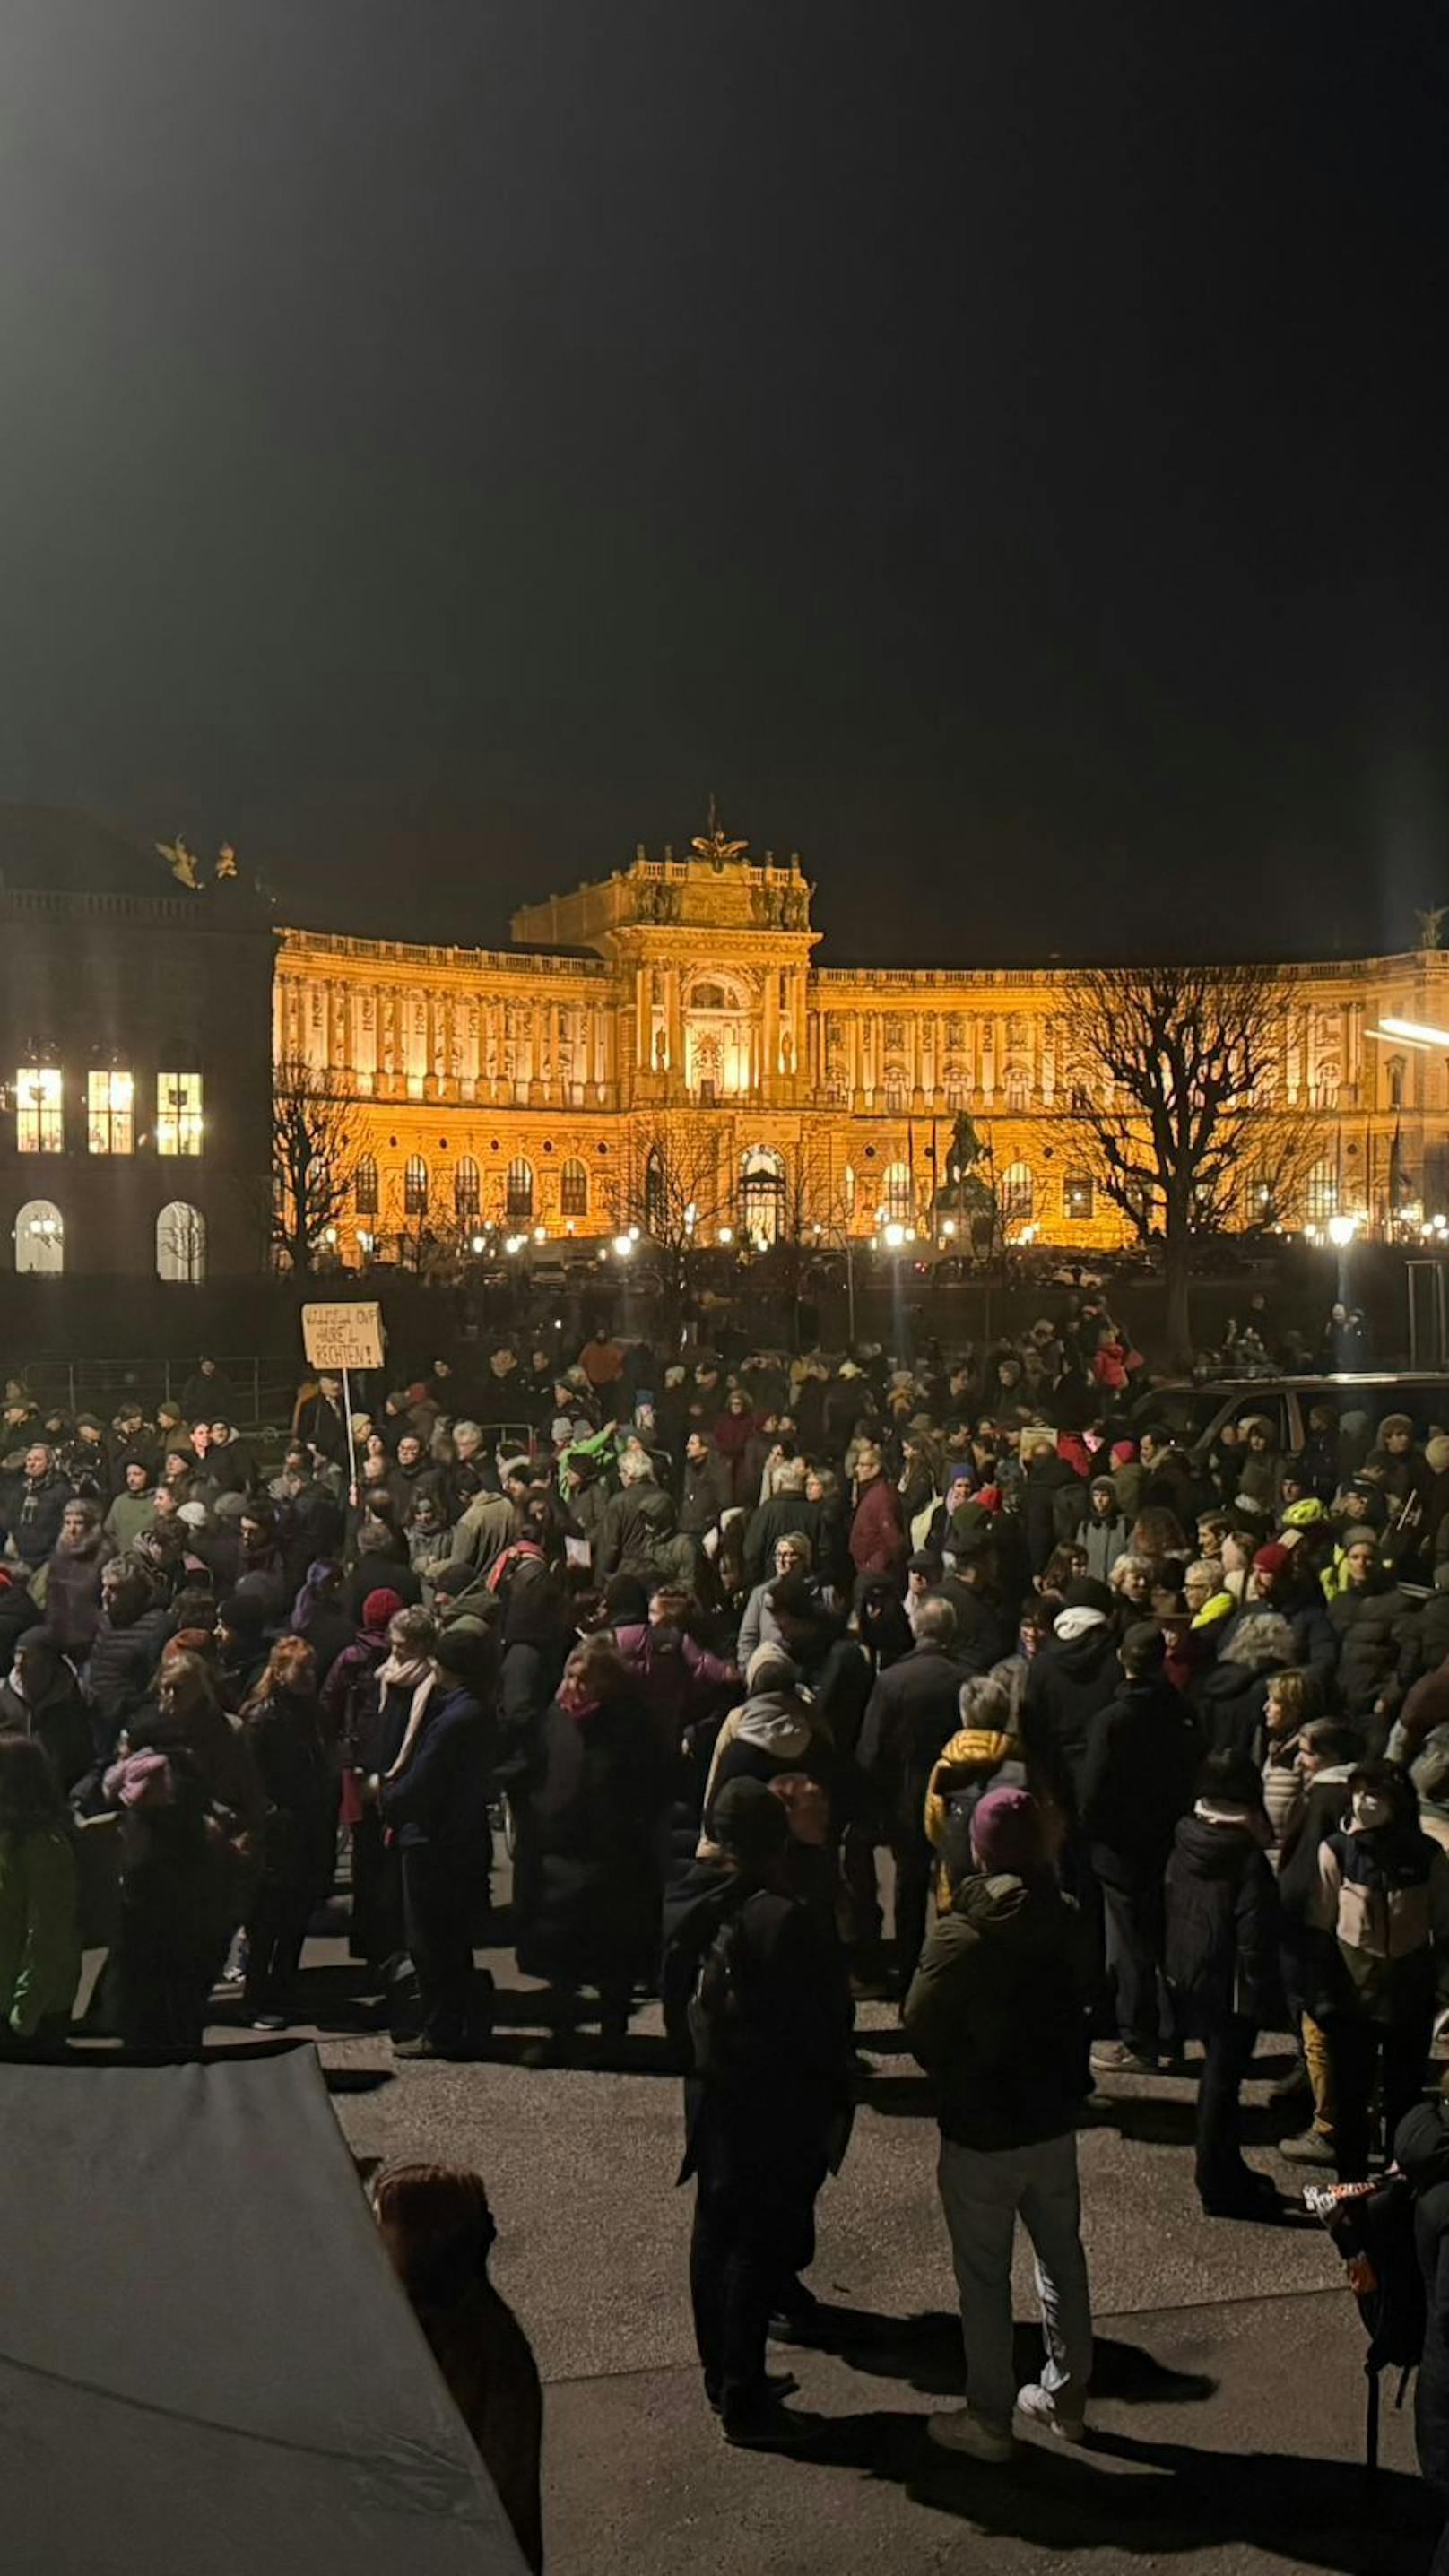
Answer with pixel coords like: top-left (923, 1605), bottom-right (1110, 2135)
top-left (355, 1152), bottom-right (378, 1217)
top-left (1002, 1160), bottom-right (1035, 1225)
top-left (403, 1154), bottom-right (429, 1217)
top-left (156, 1201), bottom-right (206, 1283)
top-left (1306, 1158), bottom-right (1338, 1223)
top-left (740, 1144), bottom-right (785, 1247)
top-left (14, 1198), bottom-right (63, 1274)
top-left (560, 1157), bottom-right (588, 1219)
top-left (505, 1156), bottom-right (534, 1222)
top-left (842, 1164), bottom-right (856, 1220)
top-left (882, 1160), bottom-right (914, 1226)
top-left (454, 1155), bottom-right (480, 1218)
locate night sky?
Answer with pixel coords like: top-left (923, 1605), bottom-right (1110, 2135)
top-left (2, 2), bottom-right (1446, 965)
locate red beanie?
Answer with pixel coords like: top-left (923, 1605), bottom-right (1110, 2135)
top-left (1253, 1543), bottom-right (1291, 1578)
top-left (363, 1587), bottom-right (405, 1631)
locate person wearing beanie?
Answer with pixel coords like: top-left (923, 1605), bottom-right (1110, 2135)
top-left (1164, 1747), bottom-right (1280, 2219)
top-left (904, 1784), bottom-right (1095, 2460)
top-left (213, 1590), bottom-right (269, 1710)
top-left (660, 1772), bottom-right (854, 2450)
top-left (1080, 1622), bottom-right (1201, 2074)
top-left (1020, 1578), bottom-right (1123, 1819)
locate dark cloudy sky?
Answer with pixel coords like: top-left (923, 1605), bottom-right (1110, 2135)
top-left (2, 2), bottom-right (1446, 963)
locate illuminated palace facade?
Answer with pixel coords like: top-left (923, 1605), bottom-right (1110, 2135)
top-left (274, 823), bottom-right (1449, 1261)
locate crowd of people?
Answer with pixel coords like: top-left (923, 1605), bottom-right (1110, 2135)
top-left (3, 1292), bottom-right (1449, 2545)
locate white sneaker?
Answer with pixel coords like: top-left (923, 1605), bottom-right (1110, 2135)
top-left (926, 2408), bottom-right (1016, 2462)
top-left (1016, 2381), bottom-right (1087, 2442)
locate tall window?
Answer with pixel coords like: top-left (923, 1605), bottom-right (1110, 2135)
top-left (1063, 1174), bottom-right (1095, 1223)
top-left (87, 1069), bottom-right (134, 1155)
top-left (506, 1157), bottom-right (534, 1222)
top-left (560, 1158), bottom-right (588, 1219)
top-left (355, 1152), bottom-right (378, 1216)
top-left (14, 1198), bottom-right (64, 1273)
top-left (156, 1201), bottom-right (206, 1282)
top-left (455, 1155), bottom-right (481, 1218)
top-left (882, 1160), bottom-right (914, 1226)
top-left (1306, 1158), bottom-right (1338, 1223)
top-left (156, 1071), bottom-right (203, 1155)
top-left (403, 1154), bottom-right (429, 1217)
top-left (842, 1164), bottom-right (856, 1219)
top-left (1002, 1160), bottom-right (1035, 1225)
top-left (15, 1066), bottom-right (62, 1154)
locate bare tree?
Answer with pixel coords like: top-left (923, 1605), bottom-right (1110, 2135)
top-left (1057, 965), bottom-right (1323, 1358)
top-left (271, 1055), bottom-right (364, 1276)
top-left (612, 1114), bottom-right (732, 1314)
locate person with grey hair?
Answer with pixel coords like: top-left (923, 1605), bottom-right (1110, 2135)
top-left (1190, 1610), bottom-right (1296, 1764)
top-left (735, 1529), bottom-right (819, 1668)
top-left (857, 1593), bottom-right (965, 1982)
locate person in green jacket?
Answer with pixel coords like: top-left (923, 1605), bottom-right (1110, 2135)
top-left (0, 1729), bottom-right (82, 2051)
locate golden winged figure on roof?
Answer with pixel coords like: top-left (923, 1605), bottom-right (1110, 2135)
top-left (690, 794), bottom-right (749, 865)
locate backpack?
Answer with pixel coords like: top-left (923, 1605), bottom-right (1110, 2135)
top-left (937, 1756), bottom-right (1028, 1891)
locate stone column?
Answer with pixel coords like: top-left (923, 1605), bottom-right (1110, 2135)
top-left (667, 968), bottom-right (685, 1084)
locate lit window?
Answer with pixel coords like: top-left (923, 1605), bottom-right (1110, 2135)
top-left (355, 1153), bottom-right (378, 1216)
top-left (87, 1069), bottom-right (134, 1155)
top-left (1064, 1174), bottom-right (1095, 1222)
top-left (156, 1201), bottom-right (206, 1282)
top-left (15, 1066), bottom-right (62, 1154)
top-left (506, 1157), bottom-right (534, 1222)
top-left (1002, 1161), bottom-right (1035, 1224)
top-left (1306, 1158), bottom-right (1338, 1223)
top-left (560, 1158), bottom-right (588, 1219)
top-left (882, 1160), bottom-right (914, 1225)
top-left (14, 1197), bottom-right (64, 1273)
top-left (157, 1071), bottom-right (203, 1155)
top-left (455, 1155), bottom-right (481, 1218)
top-left (404, 1154), bottom-right (429, 1217)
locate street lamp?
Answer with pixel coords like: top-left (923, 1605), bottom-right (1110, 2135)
top-left (883, 1221), bottom-right (906, 1250)
top-left (717, 1225), bottom-right (733, 1246)
top-left (1327, 1214), bottom-right (1358, 1248)
top-left (612, 1234), bottom-right (634, 1260)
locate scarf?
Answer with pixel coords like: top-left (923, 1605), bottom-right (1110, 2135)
top-left (375, 1654), bottom-right (436, 1779)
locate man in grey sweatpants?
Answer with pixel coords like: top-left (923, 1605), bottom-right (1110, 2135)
top-left (903, 1784), bottom-right (1095, 2461)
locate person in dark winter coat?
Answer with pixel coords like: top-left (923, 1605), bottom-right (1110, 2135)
top-left (239, 1636), bottom-right (334, 2026)
top-left (1307, 1759), bottom-right (1449, 2181)
top-left (679, 1432), bottom-right (733, 1538)
top-left (1020, 1579), bottom-right (1123, 1819)
top-left (0, 1630), bottom-right (92, 1794)
top-left (5, 1445), bottom-right (73, 1573)
top-left (1191, 1611), bottom-right (1296, 1764)
top-left (1081, 1623), bottom-right (1200, 2071)
top-left (1327, 1532), bottom-right (1416, 1743)
top-left (1020, 1434), bottom-right (1086, 1578)
top-left (1165, 1747), bottom-right (1281, 2219)
top-left (82, 1557), bottom-right (171, 1756)
top-left (516, 1634), bottom-right (669, 2050)
top-left (379, 1628), bottom-right (496, 2059)
top-left (662, 1776), bottom-right (854, 2447)
top-left (1394, 2100), bottom-right (1449, 2575)
top-left (742, 1462), bottom-right (820, 1588)
top-left (856, 1594), bottom-right (965, 1980)
top-left (373, 2163), bottom-right (544, 2572)
top-left (38, 1499), bottom-right (113, 1658)
top-left (1138, 1429), bottom-right (1201, 1533)
top-left (284, 1558), bottom-right (355, 1685)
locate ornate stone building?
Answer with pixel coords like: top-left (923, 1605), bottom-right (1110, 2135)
top-left (273, 819), bottom-right (1449, 1260)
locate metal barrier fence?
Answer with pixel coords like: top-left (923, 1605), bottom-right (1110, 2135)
top-left (11, 1358), bottom-right (284, 1428)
